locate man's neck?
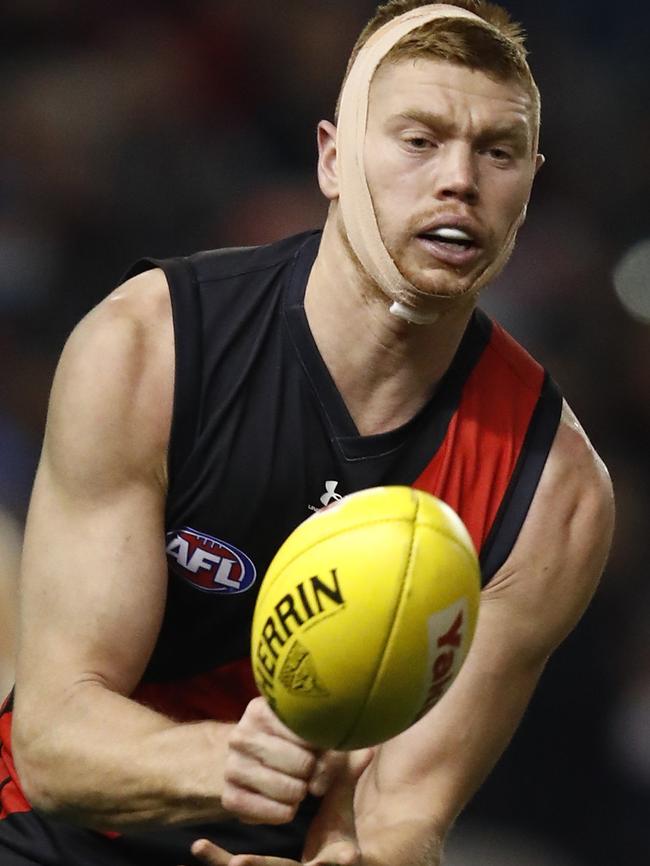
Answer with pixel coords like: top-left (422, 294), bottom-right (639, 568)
top-left (304, 220), bottom-right (476, 436)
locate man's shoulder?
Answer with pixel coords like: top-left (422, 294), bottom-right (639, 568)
top-left (186, 230), bottom-right (321, 287)
top-left (475, 310), bottom-right (548, 394)
top-left (46, 268), bottom-right (174, 489)
top-left (550, 401), bottom-right (613, 498)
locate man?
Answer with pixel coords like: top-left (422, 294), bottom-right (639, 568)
top-left (0, 2), bottom-right (613, 865)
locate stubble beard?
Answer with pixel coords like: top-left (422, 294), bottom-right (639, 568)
top-left (378, 206), bottom-right (522, 302)
top-left (378, 212), bottom-right (480, 301)
top-left (334, 203), bottom-right (513, 310)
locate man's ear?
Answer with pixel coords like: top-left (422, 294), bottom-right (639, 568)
top-left (317, 120), bottom-right (339, 201)
top-left (535, 152), bottom-right (545, 175)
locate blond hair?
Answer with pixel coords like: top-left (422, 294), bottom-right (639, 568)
top-left (336, 0), bottom-right (540, 136)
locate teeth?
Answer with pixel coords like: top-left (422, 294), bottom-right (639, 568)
top-left (431, 227), bottom-right (473, 242)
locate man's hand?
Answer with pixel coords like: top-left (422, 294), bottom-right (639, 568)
top-left (186, 749), bottom-right (373, 866)
top-left (222, 697), bottom-right (344, 825)
top-left (184, 747), bottom-right (437, 866)
top-left (184, 836), bottom-right (360, 866)
top-left (185, 838), bottom-right (301, 866)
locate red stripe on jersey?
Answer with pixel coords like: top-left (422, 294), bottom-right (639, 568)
top-left (131, 656), bottom-right (258, 723)
top-left (0, 711), bottom-right (31, 821)
top-left (414, 320), bottom-right (545, 555)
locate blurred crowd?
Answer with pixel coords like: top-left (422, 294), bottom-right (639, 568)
top-left (1, 1), bottom-right (648, 863)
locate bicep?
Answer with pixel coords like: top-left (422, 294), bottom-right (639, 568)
top-left (482, 400), bottom-right (614, 659)
top-left (18, 456), bottom-right (168, 697)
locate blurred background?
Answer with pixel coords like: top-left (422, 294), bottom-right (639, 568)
top-left (0, 0), bottom-right (648, 863)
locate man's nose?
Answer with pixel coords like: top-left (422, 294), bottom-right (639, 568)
top-left (432, 144), bottom-right (479, 205)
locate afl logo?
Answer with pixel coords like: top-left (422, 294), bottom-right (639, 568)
top-left (166, 528), bottom-right (257, 595)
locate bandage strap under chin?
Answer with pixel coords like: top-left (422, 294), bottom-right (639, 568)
top-left (336, 4), bottom-right (517, 321)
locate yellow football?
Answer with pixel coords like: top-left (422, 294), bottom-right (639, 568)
top-left (250, 486), bottom-right (481, 749)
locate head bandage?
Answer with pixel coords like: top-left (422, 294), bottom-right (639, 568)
top-left (336, 4), bottom-right (533, 324)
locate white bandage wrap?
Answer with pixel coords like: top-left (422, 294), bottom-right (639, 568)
top-left (336, 3), bottom-right (528, 324)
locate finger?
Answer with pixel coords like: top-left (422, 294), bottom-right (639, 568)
top-left (243, 697), bottom-right (316, 748)
top-left (308, 751), bottom-right (346, 797)
top-left (224, 755), bottom-right (308, 804)
top-left (229, 728), bottom-right (317, 779)
top-left (229, 852), bottom-right (301, 866)
top-left (308, 747), bottom-right (373, 797)
top-left (190, 838), bottom-right (233, 865)
top-left (221, 785), bottom-right (299, 825)
top-left (348, 747), bottom-right (375, 779)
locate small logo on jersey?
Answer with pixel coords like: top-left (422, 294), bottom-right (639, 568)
top-left (166, 528), bottom-right (257, 594)
top-left (320, 480), bottom-right (343, 507)
top-left (309, 480), bottom-right (344, 513)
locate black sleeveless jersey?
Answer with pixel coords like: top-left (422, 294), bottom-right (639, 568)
top-left (0, 230), bottom-right (562, 865)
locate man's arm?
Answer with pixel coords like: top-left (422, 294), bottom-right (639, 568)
top-left (183, 402), bottom-right (614, 866)
top-left (12, 270), bottom-right (331, 832)
top-left (12, 268), bottom-right (228, 829)
top-left (349, 402), bottom-right (614, 863)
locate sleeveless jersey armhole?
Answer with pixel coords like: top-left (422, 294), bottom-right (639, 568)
top-left (479, 373), bottom-right (563, 580)
top-left (122, 257), bottom-right (203, 499)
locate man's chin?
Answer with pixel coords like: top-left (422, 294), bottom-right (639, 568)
top-left (392, 248), bottom-right (484, 299)
top-left (400, 268), bottom-right (478, 301)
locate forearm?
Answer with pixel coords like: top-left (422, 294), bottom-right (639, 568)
top-left (13, 681), bottom-right (234, 830)
top-left (364, 639), bottom-right (546, 835)
top-left (352, 591), bottom-right (551, 843)
top-left (358, 816), bottom-right (443, 866)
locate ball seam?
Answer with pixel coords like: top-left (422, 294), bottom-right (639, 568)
top-left (335, 497), bottom-right (421, 749)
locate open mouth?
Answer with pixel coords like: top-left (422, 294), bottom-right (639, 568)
top-left (417, 226), bottom-right (476, 251)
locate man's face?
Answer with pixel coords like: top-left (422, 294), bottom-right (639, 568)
top-left (362, 58), bottom-right (541, 298)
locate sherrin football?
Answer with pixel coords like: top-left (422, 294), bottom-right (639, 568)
top-left (250, 486), bottom-right (480, 750)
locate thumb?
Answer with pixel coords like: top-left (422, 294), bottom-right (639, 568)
top-left (305, 838), bottom-right (361, 866)
top-left (348, 748), bottom-right (374, 781)
top-left (303, 749), bottom-right (374, 864)
top-left (310, 747), bottom-right (374, 798)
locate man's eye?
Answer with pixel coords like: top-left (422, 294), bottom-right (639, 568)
top-left (487, 147), bottom-right (513, 162)
top-left (405, 137), bottom-right (434, 150)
